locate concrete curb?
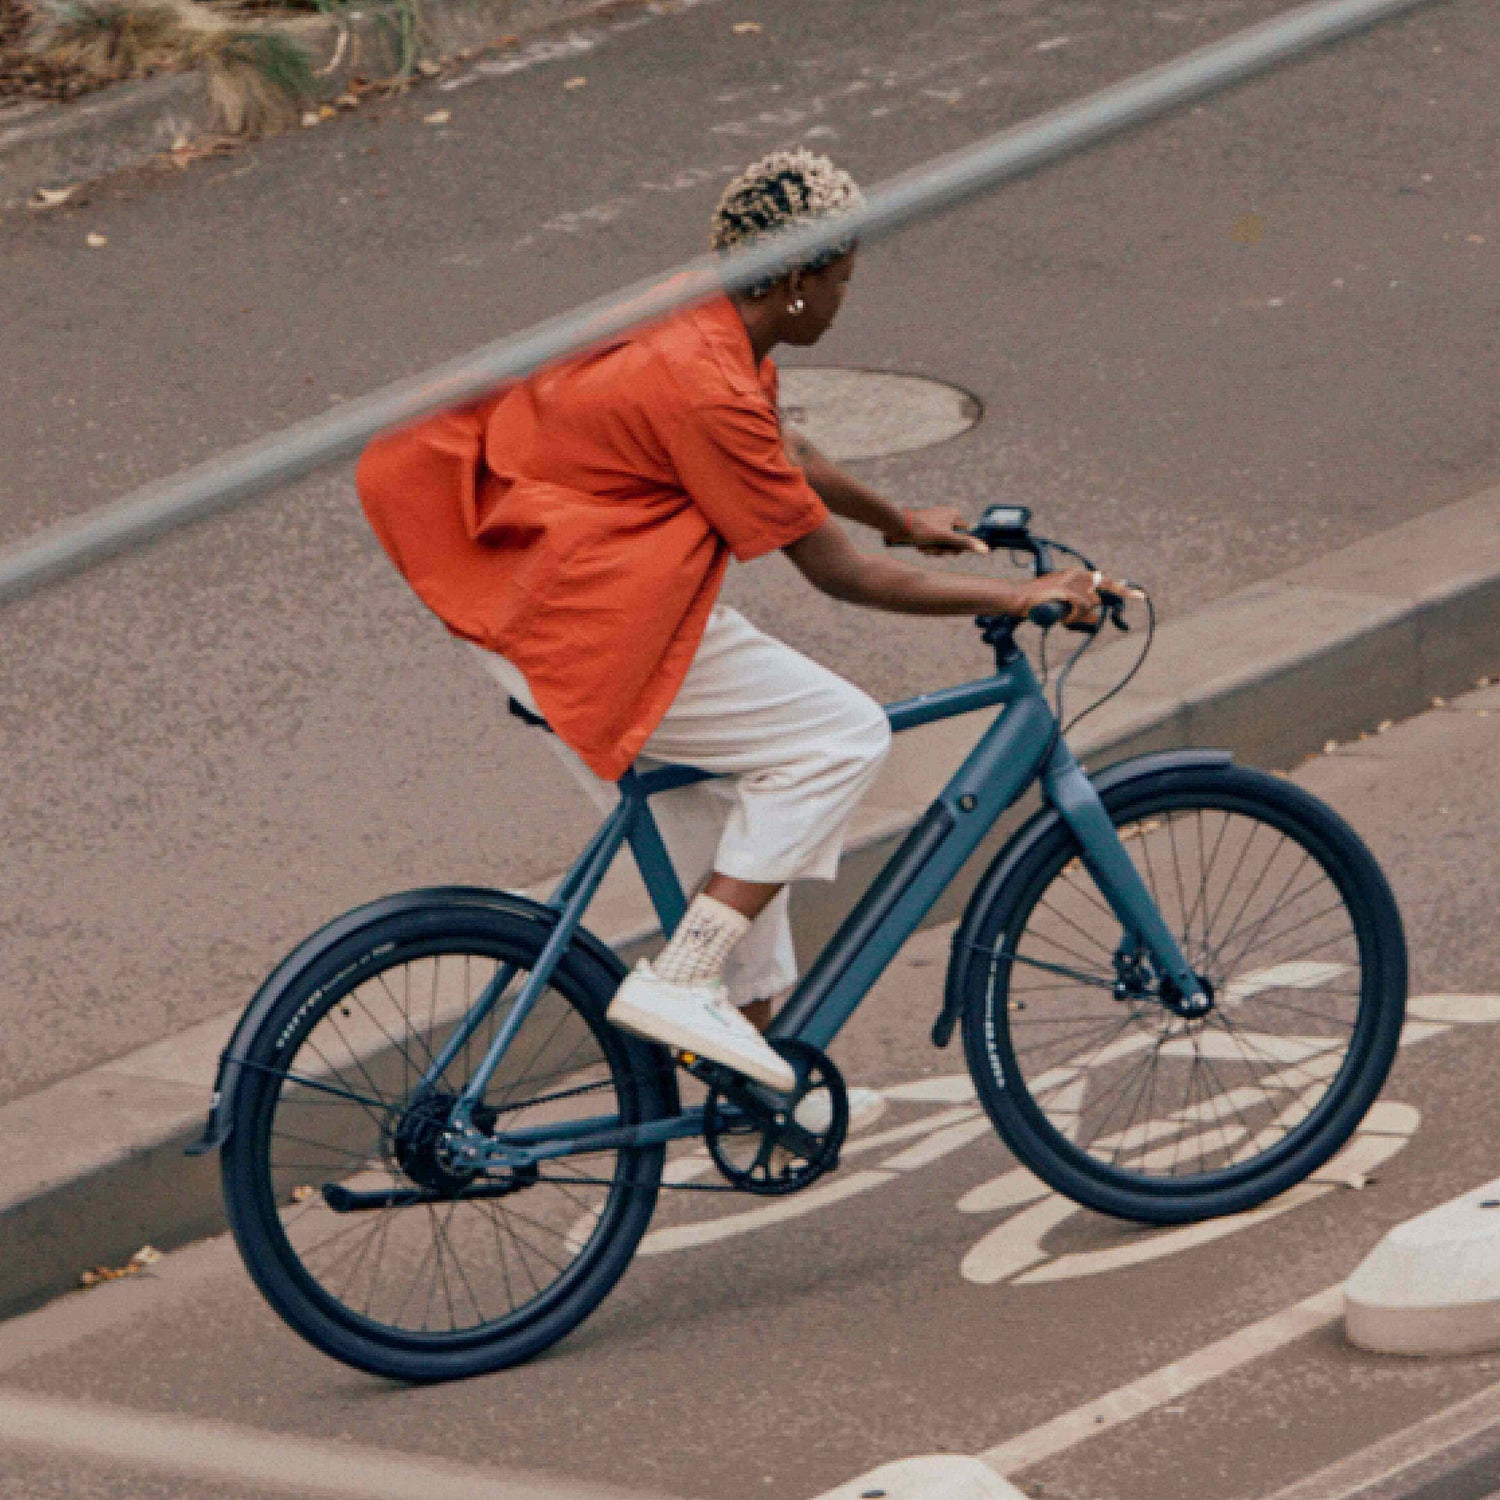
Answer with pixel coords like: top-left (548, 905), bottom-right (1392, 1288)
top-left (1, 481), bottom-right (1497, 1318)
top-left (1344, 1173), bottom-right (1500, 1356)
top-left (0, 0), bottom-right (631, 209)
top-left (812, 1454), bottom-right (1027, 1499)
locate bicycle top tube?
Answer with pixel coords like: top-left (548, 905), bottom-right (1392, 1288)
top-left (623, 667), bottom-right (1032, 799)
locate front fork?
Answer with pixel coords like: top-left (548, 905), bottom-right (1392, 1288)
top-left (1043, 743), bottom-right (1210, 1016)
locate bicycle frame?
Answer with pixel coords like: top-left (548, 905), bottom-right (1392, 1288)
top-left (433, 647), bottom-right (1207, 1171)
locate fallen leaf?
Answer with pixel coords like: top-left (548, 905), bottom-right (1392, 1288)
top-left (1230, 211), bottom-right (1263, 246)
top-left (301, 109), bottom-right (322, 127)
top-left (79, 1245), bottom-right (163, 1288)
top-left (423, 108), bottom-right (451, 124)
top-left (318, 103), bottom-right (336, 120)
top-left (85, 232), bottom-right (107, 248)
top-left (334, 92), bottom-right (360, 109)
top-left (1323, 739), bottom-right (1338, 754)
top-left (416, 58), bottom-right (442, 77)
top-left (166, 135), bottom-right (235, 168)
top-left (291, 1184), bottom-right (316, 1203)
top-left (732, 20), bottom-right (762, 32)
top-left (31, 184), bottom-right (77, 210)
top-left (563, 75), bottom-right (587, 90)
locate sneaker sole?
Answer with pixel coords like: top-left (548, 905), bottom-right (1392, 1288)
top-left (607, 995), bottom-right (796, 1092)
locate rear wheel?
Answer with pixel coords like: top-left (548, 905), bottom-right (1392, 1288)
top-left (956, 764), bottom-right (1407, 1223)
top-left (222, 895), bottom-right (674, 1381)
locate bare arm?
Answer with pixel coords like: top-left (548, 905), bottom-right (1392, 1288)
top-left (785, 429), bottom-right (984, 554)
top-left (784, 518), bottom-right (1108, 622)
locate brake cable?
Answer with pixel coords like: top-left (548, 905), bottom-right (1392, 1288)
top-left (1029, 535), bottom-right (1156, 738)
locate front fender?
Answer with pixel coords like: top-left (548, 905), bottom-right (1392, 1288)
top-left (185, 886), bottom-right (630, 1155)
top-left (932, 748), bottom-right (1235, 1047)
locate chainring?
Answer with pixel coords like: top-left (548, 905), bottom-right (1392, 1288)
top-left (702, 1038), bottom-right (848, 1196)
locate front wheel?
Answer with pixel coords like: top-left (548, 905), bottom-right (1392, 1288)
top-left (221, 894), bottom-right (675, 1381)
top-left (955, 764), bottom-right (1407, 1224)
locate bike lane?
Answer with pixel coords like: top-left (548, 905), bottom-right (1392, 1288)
top-left (1, 682), bottom-right (1498, 1500)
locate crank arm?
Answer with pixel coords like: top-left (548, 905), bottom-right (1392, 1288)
top-left (708, 1071), bottom-right (822, 1159)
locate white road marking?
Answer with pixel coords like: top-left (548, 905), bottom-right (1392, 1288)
top-left (1406, 994), bottom-right (1500, 1024)
top-left (978, 1285), bottom-right (1345, 1476)
top-left (882, 1076), bottom-right (978, 1104)
top-left (957, 1169), bottom-right (1050, 1216)
top-left (878, 1118), bottom-right (994, 1172)
top-left (965, 1103), bottom-right (1419, 1288)
top-left (961, 1195), bottom-right (1078, 1285)
top-left (636, 993), bottom-right (1490, 1272)
top-left (1223, 961), bottom-right (1350, 1004)
top-left (1257, 1374), bottom-right (1500, 1500)
top-left (0, 1388), bottom-right (667, 1500)
top-left (637, 1170), bottom-right (894, 1257)
top-left (846, 1106), bottom-right (981, 1158)
top-left (1157, 1032), bottom-right (1339, 1063)
top-left (1014, 1185), bottom-right (1327, 1286)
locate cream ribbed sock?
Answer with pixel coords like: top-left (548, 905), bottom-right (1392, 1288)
top-left (654, 894), bottom-right (752, 985)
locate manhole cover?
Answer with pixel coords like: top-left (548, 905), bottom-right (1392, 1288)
top-left (778, 368), bottom-right (981, 463)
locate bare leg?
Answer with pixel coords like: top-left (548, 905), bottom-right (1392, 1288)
top-left (703, 873), bottom-right (782, 923)
top-left (740, 997), bottom-right (777, 1034)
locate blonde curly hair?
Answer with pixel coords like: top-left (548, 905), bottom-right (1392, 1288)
top-left (710, 148), bottom-right (864, 292)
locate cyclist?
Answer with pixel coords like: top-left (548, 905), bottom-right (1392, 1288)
top-left (359, 148), bottom-right (1110, 1105)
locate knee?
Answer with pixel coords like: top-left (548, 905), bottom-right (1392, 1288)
top-left (831, 691), bottom-right (891, 780)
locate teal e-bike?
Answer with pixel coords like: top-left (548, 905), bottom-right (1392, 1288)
top-left (192, 506), bottom-right (1407, 1381)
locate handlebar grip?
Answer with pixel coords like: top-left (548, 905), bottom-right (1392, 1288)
top-left (1028, 600), bottom-right (1069, 629)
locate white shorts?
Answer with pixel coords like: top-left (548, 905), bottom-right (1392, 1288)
top-left (472, 605), bottom-right (891, 1004)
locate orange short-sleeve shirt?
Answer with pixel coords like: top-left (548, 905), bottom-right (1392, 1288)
top-left (357, 295), bottom-right (829, 780)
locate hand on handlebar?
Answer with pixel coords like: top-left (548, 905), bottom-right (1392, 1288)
top-left (884, 505), bottom-right (991, 556)
top-left (1020, 569), bottom-right (1142, 631)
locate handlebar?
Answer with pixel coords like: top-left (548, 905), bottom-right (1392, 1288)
top-left (1027, 600), bottom-right (1071, 630)
top-left (966, 503), bottom-right (1136, 638)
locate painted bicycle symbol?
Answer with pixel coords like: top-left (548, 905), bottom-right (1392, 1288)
top-left (636, 992), bottom-right (1500, 1283)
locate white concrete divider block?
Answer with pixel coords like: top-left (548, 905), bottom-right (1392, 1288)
top-left (1345, 1176), bottom-right (1500, 1355)
top-left (813, 1454), bottom-right (1029, 1499)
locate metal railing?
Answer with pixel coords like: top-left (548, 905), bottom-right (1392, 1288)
top-left (0, 0), bottom-right (1445, 608)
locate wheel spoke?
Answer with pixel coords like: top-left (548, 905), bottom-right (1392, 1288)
top-left (233, 919), bottom-right (662, 1373)
top-left (988, 782), bottom-right (1391, 1205)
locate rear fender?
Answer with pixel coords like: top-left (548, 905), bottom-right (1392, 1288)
top-left (185, 887), bottom-right (649, 1154)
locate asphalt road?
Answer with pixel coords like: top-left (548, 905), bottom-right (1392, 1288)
top-left (0, 687), bottom-right (1488, 1500)
top-left (1, 682), bottom-right (1498, 1500)
top-left (0, 0), bottom-right (1496, 1114)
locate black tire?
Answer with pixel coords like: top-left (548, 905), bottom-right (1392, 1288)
top-left (221, 893), bottom-right (675, 1381)
top-left (954, 764), bottom-right (1407, 1224)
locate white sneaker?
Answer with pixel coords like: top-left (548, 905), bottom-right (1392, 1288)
top-left (794, 1085), bottom-right (887, 1137)
top-left (607, 961), bottom-right (797, 1092)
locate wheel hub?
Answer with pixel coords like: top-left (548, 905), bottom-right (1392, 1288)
top-left (1161, 973), bottom-right (1216, 1019)
top-left (1114, 949), bottom-right (1216, 1019)
top-left (391, 1092), bottom-right (478, 1194)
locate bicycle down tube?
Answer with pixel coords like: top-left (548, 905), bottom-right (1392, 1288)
top-left (445, 663), bottom-right (1199, 1174)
